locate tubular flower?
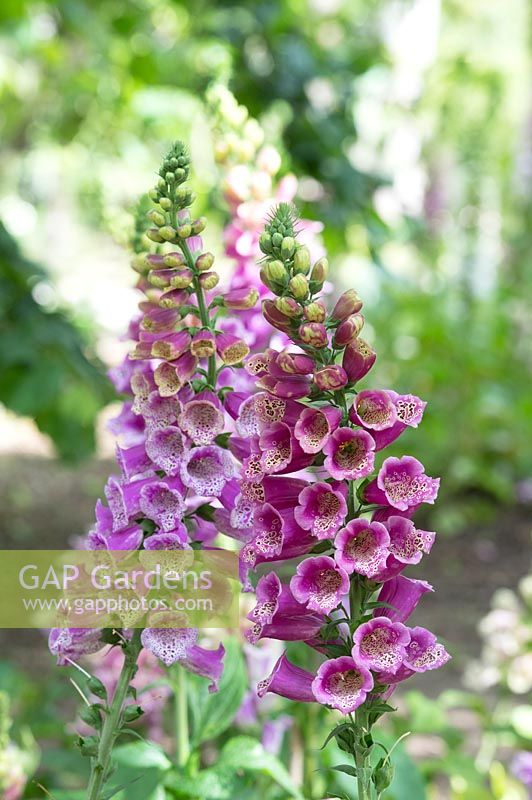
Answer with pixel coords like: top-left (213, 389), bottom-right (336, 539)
top-left (243, 202), bottom-right (448, 789)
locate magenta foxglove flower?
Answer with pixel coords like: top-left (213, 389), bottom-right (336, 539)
top-left (334, 519), bottom-right (390, 578)
top-left (323, 427), bottom-right (376, 481)
top-left (116, 442), bottom-right (152, 481)
top-left (180, 445), bottom-right (235, 496)
top-left (368, 391), bottom-right (427, 450)
top-left (383, 515), bottom-right (435, 573)
top-left (314, 365), bottom-right (349, 391)
top-left (294, 481), bottom-right (348, 539)
top-left (216, 332), bottom-right (250, 365)
top-left (364, 456), bottom-right (440, 511)
top-left (145, 426), bottom-right (187, 474)
top-left (259, 421), bottom-right (314, 475)
top-left (179, 391), bottom-right (225, 445)
top-left (403, 626), bottom-right (450, 673)
top-left (376, 575), bottom-right (434, 623)
top-left (105, 475), bottom-right (156, 530)
top-left (290, 556), bottom-right (350, 614)
top-left (140, 625), bottom-right (224, 689)
top-left (352, 617), bottom-right (411, 674)
top-left (139, 480), bottom-right (187, 532)
top-left (48, 628), bottom-right (104, 665)
top-left (312, 656), bottom-right (374, 714)
top-left (246, 572), bottom-right (324, 644)
top-left (294, 406), bottom-right (342, 454)
top-left (342, 338), bottom-right (376, 383)
top-left (143, 529), bottom-right (188, 549)
top-left (257, 653), bottom-right (316, 702)
top-left (349, 390), bottom-right (398, 431)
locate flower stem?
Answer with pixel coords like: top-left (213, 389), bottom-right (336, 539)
top-left (180, 238), bottom-right (217, 388)
top-left (86, 630), bottom-right (142, 800)
top-left (174, 664), bottom-right (190, 769)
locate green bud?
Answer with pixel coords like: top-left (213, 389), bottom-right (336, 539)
top-left (157, 177), bottom-right (167, 191)
top-left (146, 228), bottom-right (164, 243)
top-left (131, 253), bottom-right (150, 275)
top-left (122, 705), bottom-right (144, 723)
top-left (80, 704), bottom-right (103, 730)
top-left (259, 232), bottom-right (273, 254)
top-left (192, 217), bottom-right (207, 234)
top-left (77, 735), bottom-right (99, 757)
top-left (309, 257), bottom-right (329, 292)
top-left (174, 167), bottom-right (186, 181)
top-left (275, 296), bottom-right (301, 318)
top-left (372, 760), bottom-right (394, 793)
top-left (272, 232), bottom-right (283, 248)
top-left (159, 197), bottom-right (172, 211)
top-left (196, 252), bottom-right (215, 272)
top-left (147, 209), bottom-right (166, 227)
top-left (304, 300), bottom-right (326, 322)
top-left (177, 223), bottom-right (192, 239)
top-left (289, 273), bottom-right (310, 301)
top-left (159, 225), bottom-right (177, 241)
top-left (163, 252), bottom-right (186, 268)
top-left (148, 188), bottom-right (160, 202)
top-left (293, 245), bottom-right (311, 275)
top-left (260, 260), bottom-right (287, 294)
top-left (165, 171), bottom-right (175, 184)
top-left (87, 676), bottom-right (108, 700)
top-left (281, 236), bottom-right (296, 259)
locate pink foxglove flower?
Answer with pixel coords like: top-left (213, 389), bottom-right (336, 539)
top-left (323, 427), bottom-right (376, 481)
top-left (312, 657), bottom-right (374, 714)
top-left (290, 556), bottom-right (350, 614)
top-left (334, 519), bottom-right (390, 578)
top-left (365, 455), bottom-right (440, 511)
top-left (295, 482), bottom-right (348, 539)
top-left (352, 617), bottom-right (411, 675)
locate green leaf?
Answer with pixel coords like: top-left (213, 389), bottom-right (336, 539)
top-left (188, 638), bottom-right (247, 746)
top-left (218, 736), bottom-right (304, 799)
top-left (331, 764), bottom-right (358, 777)
top-left (104, 741), bottom-right (171, 800)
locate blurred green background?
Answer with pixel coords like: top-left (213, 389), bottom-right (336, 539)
top-left (0, 1), bottom-right (531, 798)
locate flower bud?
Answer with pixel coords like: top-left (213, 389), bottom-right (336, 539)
top-left (192, 217), bottom-right (207, 234)
top-left (314, 365), bottom-right (349, 391)
top-left (309, 257), bottom-right (329, 292)
top-left (276, 349), bottom-right (315, 375)
top-left (332, 289), bottom-right (364, 321)
top-left (298, 322), bottom-right (328, 348)
top-left (289, 274), bottom-right (310, 301)
top-left (123, 705), bottom-right (144, 723)
top-left (148, 188), bottom-right (160, 201)
top-left (199, 271), bottom-right (220, 290)
top-left (260, 260), bottom-right (287, 294)
top-left (146, 228), bottom-right (165, 243)
top-left (170, 269), bottom-right (194, 289)
top-left (176, 223), bottom-right (192, 238)
top-left (333, 313), bottom-right (365, 347)
top-left (224, 287), bottom-right (259, 310)
top-left (293, 245), bottom-right (311, 275)
top-left (196, 252), bottom-right (215, 272)
top-left (165, 171), bottom-right (176, 183)
top-left (154, 362), bottom-right (181, 396)
top-left (159, 289), bottom-right (189, 309)
top-left (131, 253), bottom-right (150, 275)
top-left (147, 209), bottom-right (166, 227)
top-left (163, 252), bottom-right (186, 268)
top-left (159, 197), bottom-right (172, 211)
top-left (216, 333), bottom-right (250, 365)
top-left (281, 236), bottom-right (296, 259)
top-left (342, 338), bottom-right (376, 382)
top-left (304, 300), bottom-right (327, 322)
top-left (275, 296), bottom-right (301, 318)
top-left (259, 232), bottom-right (273, 254)
top-left (159, 225), bottom-right (177, 242)
top-left (262, 299), bottom-right (293, 333)
top-left (272, 232), bottom-right (283, 248)
top-left (148, 268), bottom-right (186, 288)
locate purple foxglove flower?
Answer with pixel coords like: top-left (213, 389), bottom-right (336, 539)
top-left (139, 480), bottom-right (186, 532)
top-left (190, 330), bottom-right (216, 358)
top-left (244, 350), bottom-right (275, 378)
top-left (153, 362), bottom-right (182, 397)
top-left (216, 332), bottom-right (250, 365)
top-left (246, 572), bottom-right (324, 644)
top-left (262, 716), bottom-right (293, 756)
top-left (180, 642), bottom-right (225, 692)
top-left (174, 351), bottom-right (199, 383)
top-left (87, 523), bottom-right (143, 552)
top-left (105, 475), bottom-right (156, 530)
top-left (145, 426), bottom-right (187, 475)
top-left (179, 391), bottom-right (225, 445)
top-left (259, 421), bottom-right (314, 475)
top-left (224, 286), bottom-right (260, 310)
top-left (108, 356), bottom-right (140, 394)
top-left (234, 395), bottom-right (261, 437)
top-left (402, 626), bottom-right (450, 673)
top-left (352, 617), bottom-right (411, 674)
top-left (323, 427), bottom-right (376, 481)
top-left (144, 528), bottom-right (189, 549)
top-left (49, 628), bottom-right (104, 665)
top-left (290, 556), bottom-right (350, 614)
top-left (331, 289), bottom-right (364, 321)
top-left (294, 481), bottom-right (348, 539)
top-left (366, 391), bottom-right (427, 450)
top-left (253, 393), bottom-right (303, 428)
top-left (364, 456), bottom-right (440, 511)
top-left (180, 445), bottom-right (235, 496)
top-left (275, 349), bottom-right (315, 376)
top-left (312, 656), bottom-right (374, 714)
top-left (349, 390), bottom-right (398, 431)
top-left (262, 299), bottom-right (297, 334)
top-left (257, 652), bottom-right (316, 703)
top-left (294, 406), bottom-right (343, 454)
top-left (258, 373), bottom-right (312, 400)
top-left (142, 392), bottom-right (181, 431)
top-left (108, 402), bottom-right (145, 446)
top-left (298, 322), bottom-right (329, 349)
top-left (314, 365), bottom-right (349, 391)
top-left (116, 442), bottom-right (153, 481)
top-left (384, 515), bottom-right (435, 570)
top-left (334, 519), bottom-right (390, 578)
top-left (141, 626), bottom-right (198, 667)
top-left (159, 288), bottom-right (190, 308)
top-left (342, 338), bottom-right (376, 383)
top-left (333, 313), bottom-right (365, 347)
top-left (376, 575), bottom-right (434, 623)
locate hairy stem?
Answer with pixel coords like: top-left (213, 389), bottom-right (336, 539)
top-left (174, 664), bottom-right (190, 768)
top-left (86, 630), bottom-right (142, 800)
top-left (180, 238), bottom-right (217, 387)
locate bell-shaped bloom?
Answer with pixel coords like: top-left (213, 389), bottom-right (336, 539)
top-left (253, 393), bottom-right (302, 428)
top-left (105, 475), bottom-right (156, 530)
top-left (379, 626), bottom-right (451, 684)
top-left (216, 332), bottom-right (250, 365)
top-left (180, 642), bottom-right (225, 692)
top-left (190, 330), bottom-right (216, 358)
top-left (49, 628), bottom-right (104, 666)
top-left (334, 519), bottom-right (390, 578)
top-left (364, 456), bottom-right (440, 511)
top-left (108, 401), bottom-right (145, 446)
top-left (259, 422), bottom-right (314, 475)
top-left (376, 575), bottom-right (434, 623)
top-left (224, 286), bottom-right (260, 310)
top-left (149, 331), bottom-right (192, 361)
top-left (143, 528), bottom-right (189, 549)
top-left (314, 365), bottom-right (349, 391)
top-left (368, 391), bottom-right (427, 450)
top-left (352, 617), bottom-right (411, 674)
top-left (349, 390), bottom-right (397, 431)
top-left (145, 426), bottom-right (187, 475)
top-left (295, 482), bottom-right (348, 539)
top-left (290, 556), bottom-right (350, 614)
top-left (258, 373), bottom-right (311, 400)
top-left (87, 522), bottom-right (143, 552)
top-left (312, 656), bottom-right (374, 714)
top-left (382, 516), bottom-right (435, 574)
top-left (342, 338), bottom-right (376, 383)
top-left (141, 392), bottom-right (181, 431)
top-left (323, 427), bottom-right (376, 481)
top-left (116, 442), bottom-right (153, 481)
top-left (180, 445), bottom-right (235, 497)
top-left (294, 406), bottom-right (342, 454)
top-left (257, 653), bottom-right (316, 703)
top-left (246, 572), bottom-right (324, 644)
top-left (244, 350), bottom-right (275, 378)
top-left (139, 480), bottom-right (187, 532)
top-left (179, 391), bottom-right (225, 445)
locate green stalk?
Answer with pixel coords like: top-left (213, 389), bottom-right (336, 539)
top-left (174, 664), bottom-right (190, 768)
top-left (86, 630), bottom-right (142, 800)
top-left (179, 238), bottom-right (217, 387)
